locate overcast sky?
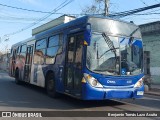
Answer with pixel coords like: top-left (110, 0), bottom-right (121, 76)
top-left (0, 0), bottom-right (160, 51)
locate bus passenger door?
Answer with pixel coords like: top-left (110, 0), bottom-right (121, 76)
top-left (24, 45), bottom-right (33, 82)
top-left (65, 33), bottom-right (83, 97)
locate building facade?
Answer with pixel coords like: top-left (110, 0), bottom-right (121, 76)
top-left (0, 53), bottom-right (10, 72)
top-left (140, 21), bottom-right (160, 84)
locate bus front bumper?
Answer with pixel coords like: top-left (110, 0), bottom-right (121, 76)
top-left (82, 83), bottom-right (144, 100)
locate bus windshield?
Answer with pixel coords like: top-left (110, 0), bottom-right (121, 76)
top-left (88, 17), bottom-right (141, 38)
top-left (86, 33), bottom-right (143, 76)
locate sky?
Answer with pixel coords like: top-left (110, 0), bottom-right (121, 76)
top-left (0, 0), bottom-right (160, 52)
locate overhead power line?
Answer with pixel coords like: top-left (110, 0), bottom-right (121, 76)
top-left (0, 16), bottom-right (52, 21)
top-left (4, 0), bottom-right (74, 37)
top-left (0, 3), bottom-right (79, 16)
top-left (133, 12), bottom-right (160, 15)
top-left (0, 3), bottom-right (51, 14)
top-left (2, 1), bottom-right (160, 39)
top-left (140, 0), bottom-right (148, 6)
top-left (0, 14), bottom-right (55, 23)
top-left (109, 3), bottom-right (160, 18)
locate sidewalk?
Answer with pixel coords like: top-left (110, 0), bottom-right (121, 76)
top-left (145, 84), bottom-right (160, 96)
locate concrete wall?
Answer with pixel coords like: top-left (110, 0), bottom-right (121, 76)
top-left (140, 27), bottom-right (160, 84)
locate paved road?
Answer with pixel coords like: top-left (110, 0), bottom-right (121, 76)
top-left (0, 72), bottom-right (159, 120)
top-left (121, 94), bottom-right (160, 110)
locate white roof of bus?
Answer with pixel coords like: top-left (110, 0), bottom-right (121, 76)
top-left (11, 36), bottom-right (35, 48)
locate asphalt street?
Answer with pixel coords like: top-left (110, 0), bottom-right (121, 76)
top-left (0, 72), bottom-right (159, 120)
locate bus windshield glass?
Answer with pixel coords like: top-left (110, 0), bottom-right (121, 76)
top-left (87, 33), bottom-right (120, 75)
top-left (88, 17), bottom-right (141, 38)
top-left (87, 34), bottom-right (143, 76)
top-left (120, 37), bottom-right (143, 75)
top-left (86, 18), bottom-right (143, 76)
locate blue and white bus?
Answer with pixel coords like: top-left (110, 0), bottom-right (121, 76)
top-left (9, 15), bottom-right (144, 100)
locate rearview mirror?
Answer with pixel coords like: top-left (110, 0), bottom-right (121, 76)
top-left (84, 23), bottom-right (91, 46)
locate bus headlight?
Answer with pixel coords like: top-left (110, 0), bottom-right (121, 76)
top-left (134, 77), bottom-right (144, 88)
top-left (83, 73), bottom-right (103, 88)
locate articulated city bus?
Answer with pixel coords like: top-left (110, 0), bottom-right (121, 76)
top-left (9, 16), bottom-right (144, 100)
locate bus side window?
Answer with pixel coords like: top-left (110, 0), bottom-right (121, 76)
top-left (10, 48), bottom-right (13, 57)
top-left (58, 34), bottom-right (63, 54)
top-left (17, 46), bottom-right (21, 58)
top-left (21, 44), bottom-right (27, 53)
top-left (19, 44), bottom-right (27, 63)
top-left (34, 39), bottom-right (46, 64)
top-left (12, 48), bottom-right (17, 61)
top-left (17, 47), bottom-right (19, 54)
top-left (46, 34), bottom-right (63, 64)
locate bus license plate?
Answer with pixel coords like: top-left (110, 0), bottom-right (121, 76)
top-left (137, 91), bottom-right (144, 95)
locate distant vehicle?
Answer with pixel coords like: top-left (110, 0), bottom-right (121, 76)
top-left (9, 15), bottom-right (144, 100)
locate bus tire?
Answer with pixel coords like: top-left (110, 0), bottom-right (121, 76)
top-left (15, 69), bottom-right (21, 84)
top-left (46, 73), bottom-right (59, 98)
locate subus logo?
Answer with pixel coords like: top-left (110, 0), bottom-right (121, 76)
top-left (107, 80), bottom-right (116, 84)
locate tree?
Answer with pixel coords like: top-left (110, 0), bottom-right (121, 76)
top-left (81, 0), bottom-right (109, 16)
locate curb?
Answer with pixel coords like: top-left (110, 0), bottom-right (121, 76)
top-left (145, 88), bottom-right (160, 96)
top-left (145, 92), bottom-right (160, 96)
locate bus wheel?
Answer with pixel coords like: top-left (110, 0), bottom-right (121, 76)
top-left (15, 69), bottom-right (21, 84)
top-left (46, 73), bottom-right (59, 98)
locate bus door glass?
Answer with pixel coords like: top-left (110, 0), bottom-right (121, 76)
top-left (24, 45), bottom-right (33, 82)
top-left (65, 33), bottom-right (83, 95)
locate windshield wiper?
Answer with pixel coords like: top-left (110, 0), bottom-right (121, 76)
top-left (102, 33), bottom-right (116, 53)
top-left (98, 33), bottom-right (117, 59)
top-left (98, 47), bottom-right (119, 59)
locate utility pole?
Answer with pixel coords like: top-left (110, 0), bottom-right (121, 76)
top-left (104, 0), bottom-right (110, 16)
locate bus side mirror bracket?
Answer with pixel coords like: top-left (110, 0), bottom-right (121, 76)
top-left (84, 23), bottom-right (91, 46)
